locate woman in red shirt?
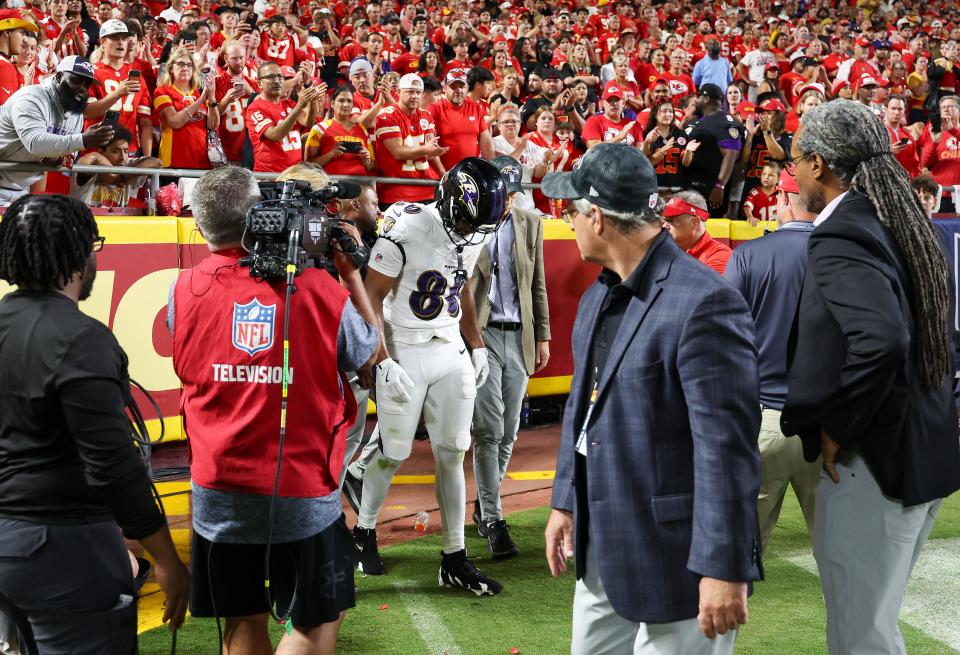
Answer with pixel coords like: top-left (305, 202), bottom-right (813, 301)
top-left (305, 86), bottom-right (374, 176)
top-left (154, 46), bottom-right (219, 169)
top-left (528, 107), bottom-right (562, 215)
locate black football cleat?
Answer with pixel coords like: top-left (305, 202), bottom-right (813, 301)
top-left (438, 549), bottom-right (503, 596)
top-left (353, 526), bottom-right (385, 575)
top-left (484, 519), bottom-right (520, 559)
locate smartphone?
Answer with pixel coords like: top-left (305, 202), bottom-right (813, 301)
top-left (233, 81), bottom-right (244, 92)
top-left (103, 110), bottom-right (121, 128)
top-left (129, 69), bottom-right (141, 79)
top-left (341, 141), bottom-right (363, 153)
top-left (931, 112), bottom-right (942, 133)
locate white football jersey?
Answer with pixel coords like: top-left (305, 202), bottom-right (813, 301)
top-left (369, 202), bottom-right (488, 345)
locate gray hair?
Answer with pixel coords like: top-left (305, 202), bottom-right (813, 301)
top-left (192, 166), bottom-right (261, 248)
top-left (798, 99), bottom-right (950, 388)
top-left (573, 195), bottom-right (665, 233)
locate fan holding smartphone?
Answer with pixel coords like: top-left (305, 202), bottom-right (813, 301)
top-left (304, 87), bottom-right (375, 175)
top-left (85, 19), bottom-right (155, 156)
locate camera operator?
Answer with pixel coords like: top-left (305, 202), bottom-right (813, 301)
top-left (0, 195), bottom-right (190, 653)
top-left (275, 162), bottom-right (384, 491)
top-left (168, 166), bottom-right (380, 654)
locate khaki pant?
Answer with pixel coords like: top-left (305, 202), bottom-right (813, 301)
top-left (757, 407), bottom-right (820, 552)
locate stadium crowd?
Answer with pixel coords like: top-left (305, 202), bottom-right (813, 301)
top-left (0, 0), bottom-right (958, 217)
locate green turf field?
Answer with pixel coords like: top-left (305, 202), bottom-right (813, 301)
top-left (139, 490), bottom-right (960, 654)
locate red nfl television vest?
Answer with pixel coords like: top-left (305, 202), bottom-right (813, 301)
top-left (173, 249), bottom-right (356, 498)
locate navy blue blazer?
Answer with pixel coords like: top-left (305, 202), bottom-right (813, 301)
top-left (551, 231), bottom-right (763, 624)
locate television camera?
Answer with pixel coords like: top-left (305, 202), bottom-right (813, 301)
top-left (239, 179), bottom-right (369, 282)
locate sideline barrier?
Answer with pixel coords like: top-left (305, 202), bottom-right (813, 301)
top-left (4, 215), bottom-right (959, 444)
top-left (0, 215), bottom-right (767, 443)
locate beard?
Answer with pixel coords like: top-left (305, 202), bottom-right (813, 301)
top-left (78, 254), bottom-right (97, 301)
top-left (801, 186), bottom-right (826, 215)
top-left (55, 83), bottom-right (87, 113)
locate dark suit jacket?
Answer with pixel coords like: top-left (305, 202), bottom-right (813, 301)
top-left (469, 208), bottom-right (551, 375)
top-left (781, 191), bottom-right (960, 507)
top-left (551, 231), bottom-right (763, 624)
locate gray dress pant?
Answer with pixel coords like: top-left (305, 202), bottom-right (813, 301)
top-left (813, 453), bottom-right (941, 655)
top-left (571, 543), bottom-right (736, 655)
top-left (472, 326), bottom-right (528, 522)
top-left (0, 519), bottom-right (136, 655)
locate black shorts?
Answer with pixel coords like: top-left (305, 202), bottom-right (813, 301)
top-left (189, 515), bottom-right (356, 628)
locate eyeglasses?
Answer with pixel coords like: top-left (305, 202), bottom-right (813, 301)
top-left (499, 119), bottom-right (520, 125)
top-left (784, 153), bottom-right (807, 175)
top-left (259, 73), bottom-right (284, 81)
top-left (560, 206), bottom-right (582, 225)
top-left (172, 61), bottom-right (194, 69)
top-left (92, 236), bottom-right (106, 252)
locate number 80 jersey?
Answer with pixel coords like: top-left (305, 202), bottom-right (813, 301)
top-left (369, 202), bottom-right (489, 345)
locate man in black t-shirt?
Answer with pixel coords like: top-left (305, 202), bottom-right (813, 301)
top-left (680, 83), bottom-right (744, 216)
top-left (0, 195), bottom-right (189, 653)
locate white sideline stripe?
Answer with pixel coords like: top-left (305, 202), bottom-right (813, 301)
top-left (392, 579), bottom-right (464, 655)
top-left (783, 537), bottom-right (960, 650)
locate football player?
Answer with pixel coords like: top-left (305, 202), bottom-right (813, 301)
top-left (354, 157), bottom-right (508, 596)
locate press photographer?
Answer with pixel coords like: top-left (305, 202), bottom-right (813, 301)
top-left (0, 195), bottom-right (189, 653)
top-left (168, 166), bottom-right (380, 654)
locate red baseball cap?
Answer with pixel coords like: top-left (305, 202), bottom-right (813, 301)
top-left (777, 167), bottom-right (799, 194)
top-left (855, 37), bottom-right (871, 47)
top-left (663, 196), bottom-right (710, 221)
top-left (758, 97), bottom-right (786, 112)
top-left (853, 73), bottom-right (884, 91)
top-left (444, 68), bottom-right (468, 86)
top-left (603, 84), bottom-right (624, 100)
top-left (735, 100), bottom-right (757, 119)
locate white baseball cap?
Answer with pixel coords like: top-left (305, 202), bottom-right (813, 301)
top-left (398, 73), bottom-right (424, 90)
top-left (99, 18), bottom-right (129, 38)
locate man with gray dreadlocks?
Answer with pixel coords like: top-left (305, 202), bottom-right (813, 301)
top-left (781, 99), bottom-right (960, 655)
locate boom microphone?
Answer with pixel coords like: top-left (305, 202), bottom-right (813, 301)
top-left (314, 181), bottom-right (362, 201)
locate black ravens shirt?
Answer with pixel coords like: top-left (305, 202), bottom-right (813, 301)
top-left (680, 110), bottom-right (745, 198)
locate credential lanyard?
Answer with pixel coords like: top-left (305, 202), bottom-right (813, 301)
top-left (574, 366), bottom-right (600, 456)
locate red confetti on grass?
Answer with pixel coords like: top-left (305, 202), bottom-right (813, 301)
top-left (378, 604), bottom-right (389, 610)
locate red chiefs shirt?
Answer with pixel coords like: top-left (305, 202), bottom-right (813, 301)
top-left (581, 113), bottom-right (643, 146)
top-left (339, 41), bottom-right (365, 64)
top-left (920, 125), bottom-right (960, 186)
top-left (603, 80), bottom-right (641, 105)
top-left (40, 16), bottom-right (86, 58)
top-left (154, 85), bottom-right (210, 169)
top-left (596, 31), bottom-right (620, 61)
top-left (633, 61), bottom-right (665, 89)
top-left (215, 71), bottom-right (257, 163)
top-left (374, 104), bottom-right (439, 204)
top-left (888, 123), bottom-right (921, 178)
top-left (245, 97), bottom-right (304, 172)
top-left (259, 32), bottom-right (302, 67)
top-left (304, 119), bottom-right (372, 176)
top-left (392, 52), bottom-right (420, 75)
top-left (382, 36), bottom-right (404, 64)
top-left (427, 98), bottom-right (488, 171)
top-left (662, 71), bottom-right (696, 106)
top-left (0, 55), bottom-right (24, 104)
top-left (743, 186), bottom-right (778, 222)
top-left (87, 62), bottom-right (152, 153)
top-left (686, 230), bottom-right (732, 274)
